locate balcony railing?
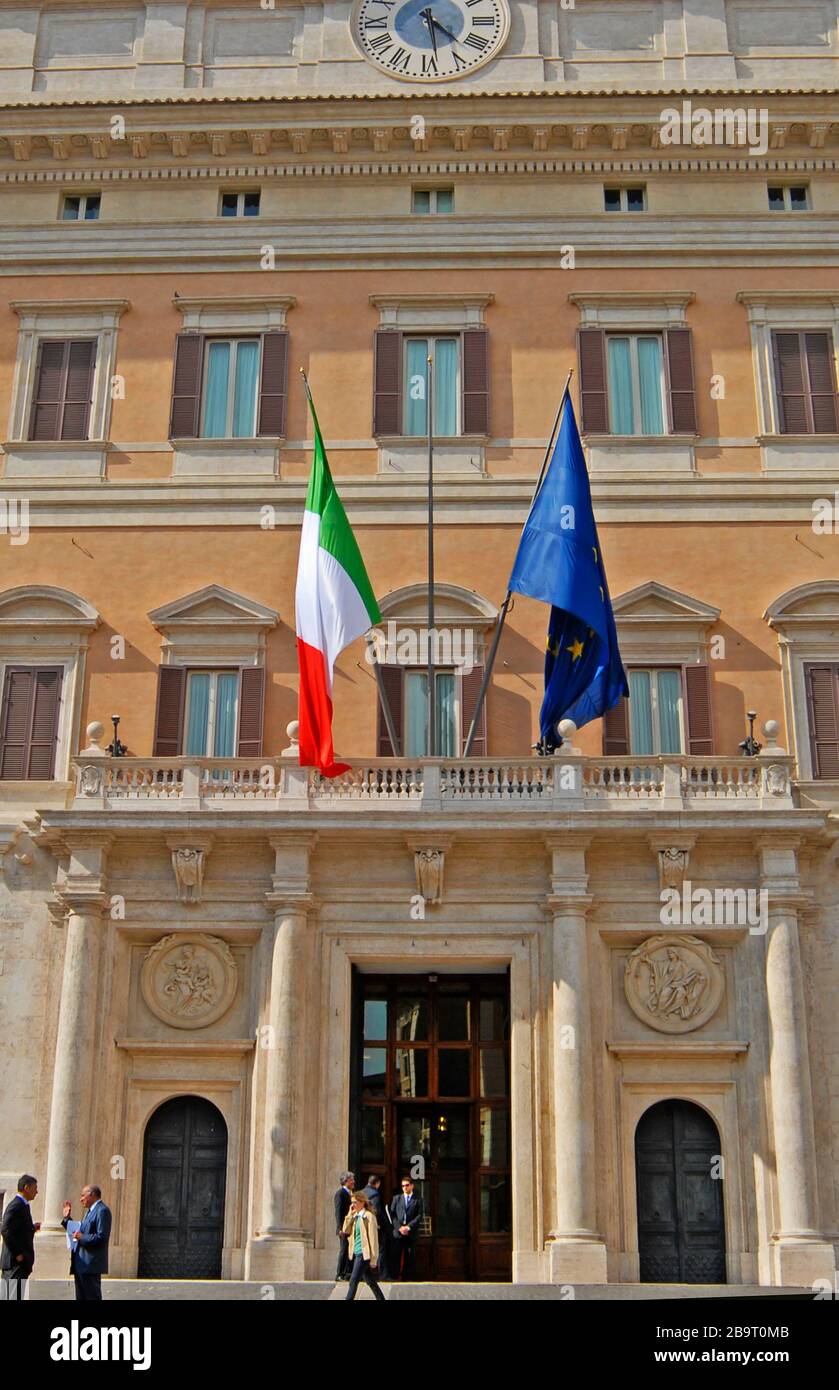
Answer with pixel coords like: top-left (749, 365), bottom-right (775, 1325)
top-left (69, 753), bottom-right (795, 812)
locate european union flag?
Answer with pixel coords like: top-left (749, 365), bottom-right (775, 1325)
top-left (508, 396), bottom-right (628, 751)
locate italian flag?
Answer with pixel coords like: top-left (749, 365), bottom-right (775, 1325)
top-left (295, 395), bottom-right (381, 776)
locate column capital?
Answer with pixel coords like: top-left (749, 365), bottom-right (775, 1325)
top-left (265, 891), bottom-right (314, 916)
top-left (546, 892), bottom-right (593, 917)
top-left (56, 891), bottom-right (109, 917)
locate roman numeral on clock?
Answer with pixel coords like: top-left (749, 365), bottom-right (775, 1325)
top-left (465, 1), bottom-right (484, 7)
top-left (364, 16), bottom-right (389, 27)
top-left (421, 54), bottom-right (438, 74)
top-left (368, 33), bottom-right (392, 51)
top-left (451, 49), bottom-right (467, 69)
top-left (388, 46), bottom-right (411, 70)
top-left (464, 32), bottom-right (489, 49)
top-left (471, 15), bottom-right (495, 24)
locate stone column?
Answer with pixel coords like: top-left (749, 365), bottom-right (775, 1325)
top-left (545, 837), bottom-right (608, 1284)
top-left (246, 835), bottom-right (315, 1281)
top-left (760, 844), bottom-right (835, 1285)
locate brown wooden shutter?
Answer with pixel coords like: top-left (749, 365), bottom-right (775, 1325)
top-left (602, 697), bottom-right (630, 756)
top-left (376, 665), bottom-right (403, 756)
top-left (0, 666), bottom-right (63, 780)
top-left (460, 664), bottom-right (486, 756)
top-left (578, 329), bottom-right (608, 434)
top-left (805, 663), bottom-right (839, 778)
top-left (683, 664), bottom-right (714, 756)
top-left (373, 330), bottom-right (402, 436)
top-left (29, 341), bottom-right (66, 441)
top-left (257, 331), bottom-right (289, 437)
top-left (462, 328), bottom-right (490, 436)
top-left (665, 328), bottom-right (698, 434)
top-left (153, 665), bottom-right (186, 756)
top-left (804, 332), bottom-right (839, 434)
top-left (169, 333), bottom-right (204, 439)
top-left (61, 339), bottom-right (96, 440)
top-left (772, 332), bottom-right (809, 433)
top-left (237, 666), bottom-right (265, 758)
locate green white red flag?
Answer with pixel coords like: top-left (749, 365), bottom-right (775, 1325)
top-left (295, 394), bottom-right (381, 776)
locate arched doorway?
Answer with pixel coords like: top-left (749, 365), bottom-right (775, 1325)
top-left (138, 1095), bottom-right (228, 1278)
top-left (635, 1099), bottom-right (726, 1284)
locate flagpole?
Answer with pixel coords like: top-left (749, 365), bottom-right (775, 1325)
top-left (426, 354), bottom-right (436, 758)
top-left (463, 369), bottom-right (574, 758)
top-left (299, 369), bottom-right (401, 757)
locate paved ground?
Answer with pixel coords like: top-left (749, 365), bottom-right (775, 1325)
top-left (28, 1279), bottom-right (815, 1301)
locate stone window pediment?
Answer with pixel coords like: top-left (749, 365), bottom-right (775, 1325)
top-left (612, 581), bottom-right (719, 665)
top-left (765, 582), bottom-right (839, 778)
top-left (149, 584), bottom-right (279, 668)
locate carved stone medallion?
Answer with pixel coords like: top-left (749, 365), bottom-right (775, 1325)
top-left (141, 933), bottom-right (237, 1029)
top-left (624, 934), bottom-right (724, 1034)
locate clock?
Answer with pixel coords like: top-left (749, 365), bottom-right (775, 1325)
top-left (351, 0), bottom-right (510, 83)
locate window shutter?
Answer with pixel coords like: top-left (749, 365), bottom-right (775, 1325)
top-left (29, 340), bottom-right (67, 441)
top-left (237, 666), bottom-right (265, 758)
top-left (665, 328), bottom-right (698, 434)
top-left (462, 328), bottom-right (490, 436)
top-left (373, 330), bottom-right (402, 436)
top-left (376, 665), bottom-right (403, 756)
top-left (578, 329), bottom-right (608, 434)
top-left (0, 666), bottom-right (62, 780)
top-left (257, 331), bottom-right (289, 437)
top-left (772, 331), bottom-right (808, 434)
top-left (804, 332), bottom-right (839, 434)
top-left (169, 333), bottom-right (204, 439)
top-left (683, 664), bottom-right (714, 756)
top-left (805, 663), bottom-right (839, 778)
top-left (153, 666), bottom-right (186, 756)
top-left (602, 697), bottom-right (629, 756)
top-left (460, 664), bottom-right (486, 756)
top-left (61, 339), bottom-right (96, 440)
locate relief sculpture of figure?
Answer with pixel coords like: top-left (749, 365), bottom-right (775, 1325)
top-left (163, 945), bottom-right (216, 1016)
top-left (648, 948), bottom-right (706, 1021)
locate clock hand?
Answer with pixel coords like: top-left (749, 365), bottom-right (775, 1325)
top-left (429, 14), bottom-right (460, 44)
top-left (420, 7), bottom-right (439, 59)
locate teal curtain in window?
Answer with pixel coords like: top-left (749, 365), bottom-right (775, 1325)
top-left (436, 673), bottom-right (456, 755)
top-left (204, 341), bottom-right (230, 439)
top-left (185, 674), bottom-right (211, 756)
top-left (608, 337), bottom-right (634, 434)
top-left (657, 669), bottom-right (682, 754)
top-left (638, 336), bottom-right (664, 436)
top-left (434, 340), bottom-right (458, 436)
top-left (628, 669), bottom-right (653, 755)
top-left (405, 340), bottom-right (429, 436)
top-left (214, 673), bottom-right (238, 757)
top-left (406, 671), bottom-right (427, 757)
top-left (232, 340), bottom-right (259, 438)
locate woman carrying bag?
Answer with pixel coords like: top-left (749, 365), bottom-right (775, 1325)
top-left (342, 1192), bottom-right (386, 1302)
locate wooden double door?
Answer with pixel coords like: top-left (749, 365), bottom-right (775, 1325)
top-left (635, 1099), bottom-right (726, 1284)
top-left (138, 1096), bottom-right (228, 1279)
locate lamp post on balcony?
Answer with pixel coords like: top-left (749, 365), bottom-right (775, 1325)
top-left (739, 709), bottom-right (762, 757)
top-left (107, 715), bottom-right (127, 758)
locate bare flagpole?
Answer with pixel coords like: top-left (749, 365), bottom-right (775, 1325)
top-left (463, 369), bottom-right (574, 757)
top-left (299, 369), bottom-right (401, 757)
top-left (426, 354), bottom-right (436, 758)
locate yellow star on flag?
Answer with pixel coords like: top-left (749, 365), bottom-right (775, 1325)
top-left (566, 637), bottom-right (585, 661)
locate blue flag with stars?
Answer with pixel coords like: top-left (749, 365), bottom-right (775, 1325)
top-left (508, 396), bottom-right (628, 750)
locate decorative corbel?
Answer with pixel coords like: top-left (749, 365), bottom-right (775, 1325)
top-left (167, 837), bottom-right (214, 905)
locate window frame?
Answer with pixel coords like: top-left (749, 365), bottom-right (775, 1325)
top-left (412, 187), bottom-right (455, 215)
top-left (627, 666), bottom-right (686, 756)
top-left (183, 667), bottom-right (241, 759)
top-left (605, 331), bottom-right (667, 437)
top-left (219, 189), bottom-right (261, 218)
top-left (404, 667), bottom-right (461, 758)
top-left (767, 184), bottom-right (810, 212)
top-left (198, 335), bottom-right (262, 440)
top-left (604, 186), bottom-right (647, 212)
top-left (60, 192), bottom-right (102, 222)
top-left (402, 334), bottom-right (462, 438)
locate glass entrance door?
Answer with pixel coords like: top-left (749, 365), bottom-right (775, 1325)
top-left (397, 1106), bottom-right (470, 1280)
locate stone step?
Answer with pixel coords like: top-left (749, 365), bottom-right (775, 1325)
top-left (28, 1279), bottom-right (814, 1301)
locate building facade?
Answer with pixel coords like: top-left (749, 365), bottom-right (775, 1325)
top-left (1, 0), bottom-right (839, 1288)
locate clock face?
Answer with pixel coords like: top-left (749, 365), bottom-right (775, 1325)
top-left (352, 0), bottom-right (510, 83)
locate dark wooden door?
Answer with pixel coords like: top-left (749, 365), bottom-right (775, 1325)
top-left (138, 1095), bottom-right (228, 1278)
top-left (396, 1106), bottom-right (470, 1280)
top-left (636, 1099), bottom-right (726, 1284)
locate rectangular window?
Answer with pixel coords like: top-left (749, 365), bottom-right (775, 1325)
top-left (220, 190), bottom-right (261, 217)
top-left (772, 331), bottom-right (839, 435)
top-left (606, 334), bottom-right (665, 436)
top-left (184, 671), bottom-right (239, 758)
top-left (604, 186), bottom-right (646, 212)
top-left (405, 670), bottom-right (458, 757)
top-left (412, 187), bottom-right (454, 215)
top-left (29, 338), bottom-right (97, 442)
top-left (201, 338), bottom-right (261, 439)
top-left (0, 666), bottom-right (63, 780)
top-left (404, 337), bottom-right (459, 436)
top-left (628, 668), bottom-right (684, 755)
top-left (61, 193), bottom-right (101, 221)
top-left (768, 185), bottom-right (809, 211)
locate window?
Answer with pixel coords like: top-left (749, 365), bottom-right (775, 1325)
top-left (61, 193), bottom-right (101, 221)
top-left (628, 669), bottom-right (684, 755)
top-left (606, 334), bottom-right (665, 436)
top-left (184, 670), bottom-right (239, 758)
top-left (0, 666), bottom-right (63, 780)
top-left (604, 186), bottom-right (646, 212)
top-left (404, 670), bottom-right (459, 757)
top-left (201, 338), bottom-right (261, 439)
top-left (412, 187), bottom-right (454, 215)
top-left (768, 185), bottom-right (809, 212)
top-left (804, 664), bottom-right (839, 778)
top-left (220, 190), bottom-right (261, 218)
top-left (403, 338), bottom-right (460, 436)
top-left (28, 339), bottom-right (96, 442)
top-left (771, 331), bottom-right (838, 435)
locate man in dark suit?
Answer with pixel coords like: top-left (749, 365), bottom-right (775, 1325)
top-left (62, 1184), bottom-right (112, 1301)
top-left (361, 1175), bottom-right (389, 1279)
top-left (333, 1171), bottom-right (355, 1281)
top-left (0, 1174), bottom-right (40, 1300)
top-left (389, 1177), bottom-right (423, 1281)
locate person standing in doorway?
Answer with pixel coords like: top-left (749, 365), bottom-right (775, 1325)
top-left (361, 1175), bottom-right (389, 1279)
top-left (342, 1193), bottom-right (385, 1302)
top-left (390, 1177), bottom-right (423, 1281)
top-left (62, 1185), bottom-right (111, 1301)
top-left (333, 1171), bottom-right (355, 1281)
top-left (0, 1175), bottom-right (39, 1300)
